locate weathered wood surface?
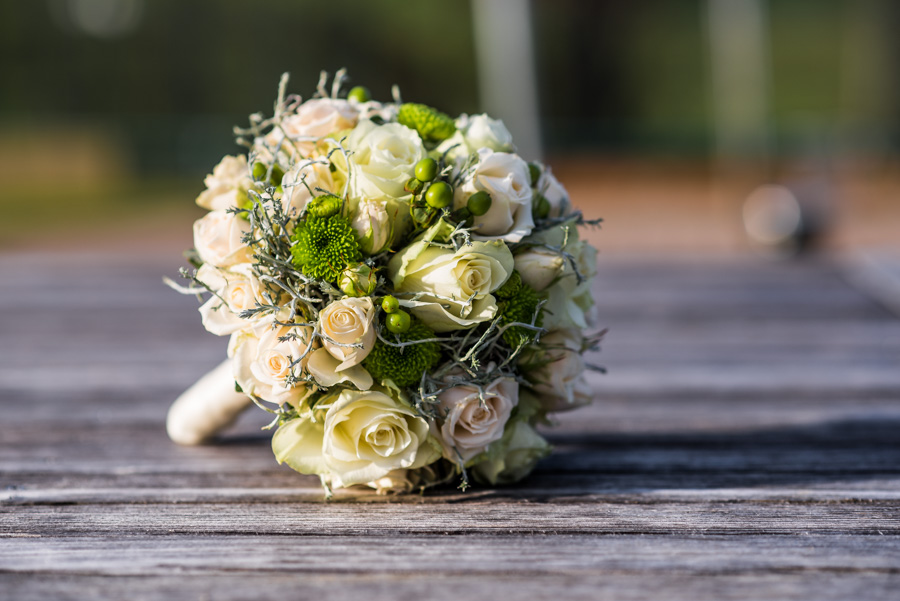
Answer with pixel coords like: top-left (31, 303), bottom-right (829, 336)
top-left (1, 252), bottom-right (899, 600)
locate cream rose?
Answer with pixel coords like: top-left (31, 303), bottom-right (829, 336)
top-left (454, 149), bottom-right (534, 242)
top-left (271, 389), bottom-right (441, 487)
top-left (435, 114), bottom-right (514, 163)
top-left (472, 420), bottom-right (551, 485)
top-left (268, 98), bottom-right (358, 156)
top-left (513, 249), bottom-right (565, 292)
top-left (350, 198), bottom-right (391, 254)
top-left (193, 211), bottom-right (253, 268)
top-left (524, 329), bottom-right (592, 412)
top-left (388, 237), bottom-right (514, 332)
top-left (346, 120), bottom-right (426, 200)
top-left (196, 264), bottom-right (275, 336)
top-left (232, 324), bottom-right (314, 407)
top-left (436, 376), bottom-right (518, 463)
top-left (280, 159), bottom-right (337, 217)
top-left (196, 155), bottom-right (253, 211)
top-left (536, 165), bottom-right (570, 218)
top-left (318, 297), bottom-right (376, 369)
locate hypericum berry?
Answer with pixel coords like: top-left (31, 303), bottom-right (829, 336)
top-left (425, 181), bottom-right (453, 209)
top-left (466, 191), bottom-right (492, 216)
top-left (532, 193), bottom-right (550, 220)
top-left (381, 295), bottom-right (400, 314)
top-left (528, 162), bottom-right (542, 186)
top-left (347, 86), bottom-right (372, 103)
top-left (252, 161), bottom-right (267, 181)
top-left (386, 310), bottom-right (411, 334)
top-left (414, 158), bottom-right (438, 182)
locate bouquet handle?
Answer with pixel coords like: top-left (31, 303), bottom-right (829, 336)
top-left (166, 359), bottom-right (252, 445)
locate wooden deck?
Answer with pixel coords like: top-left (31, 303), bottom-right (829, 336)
top-left (2, 252), bottom-right (899, 600)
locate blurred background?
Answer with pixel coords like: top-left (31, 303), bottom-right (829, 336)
top-left (1, 0), bottom-right (898, 255)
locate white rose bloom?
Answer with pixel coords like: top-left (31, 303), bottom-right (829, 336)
top-left (350, 197), bottom-right (391, 254)
top-left (435, 114), bottom-right (514, 162)
top-left (271, 389), bottom-right (441, 487)
top-left (193, 211), bottom-right (253, 268)
top-left (524, 329), bottom-right (592, 412)
top-left (267, 98), bottom-right (358, 156)
top-left (196, 155), bottom-right (253, 211)
top-left (196, 264), bottom-right (276, 336)
top-left (472, 420), bottom-right (551, 485)
top-left (536, 165), bottom-right (571, 218)
top-left (524, 221), bottom-right (597, 330)
top-left (232, 324), bottom-right (314, 407)
top-left (346, 120), bottom-right (426, 200)
top-left (514, 249), bottom-right (566, 292)
top-left (280, 159), bottom-right (337, 217)
top-left (318, 297), bottom-right (376, 370)
top-left (388, 237), bottom-right (514, 332)
top-left (454, 149), bottom-right (534, 243)
top-left (436, 376), bottom-right (518, 463)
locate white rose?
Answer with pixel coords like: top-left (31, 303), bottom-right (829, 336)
top-left (268, 98), bottom-right (358, 156)
top-left (196, 264), bottom-right (276, 336)
top-left (454, 149), bottom-right (534, 242)
top-left (435, 114), bottom-right (514, 162)
top-left (350, 198), bottom-right (391, 254)
top-left (280, 160), bottom-right (337, 217)
top-left (318, 297), bottom-right (376, 369)
top-left (271, 389), bottom-right (441, 487)
top-left (388, 237), bottom-right (514, 332)
top-left (193, 211), bottom-right (253, 268)
top-left (513, 249), bottom-right (565, 292)
top-left (436, 376), bottom-right (518, 463)
top-left (524, 329), bottom-right (592, 412)
top-left (232, 324), bottom-right (314, 407)
top-left (536, 165), bottom-right (570, 218)
top-left (524, 221), bottom-right (596, 330)
top-left (461, 114), bottom-right (514, 152)
top-left (196, 155), bottom-right (253, 211)
top-left (472, 420), bottom-right (551, 485)
top-left (346, 120), bottom-right (426, 200)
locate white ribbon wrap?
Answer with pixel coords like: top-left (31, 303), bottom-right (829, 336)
top-left (166, 359), bottom-right (252, 445)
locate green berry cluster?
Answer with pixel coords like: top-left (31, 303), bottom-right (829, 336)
top-left (398, 103), bottom-right (456, 144)
top-left (364, 317), bottom-right (441, 388)
top-left (495, 271), bottom-right (543, 348)
top-left (290, 213), bottom-right (361, 283)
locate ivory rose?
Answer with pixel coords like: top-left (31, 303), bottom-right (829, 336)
top-left (232, 324), bottom-right (314, 407)
top-left (523, 329), bottom-right (592, 412)
top-left (435, 376), bottom-right (519, 463)
top-left (350, 198), bottom-right (391, 254)
top-left (387, 236), bottom-right (514, 332)
top-left (535, 165), bottom-right (570, 218)
top-left (472, 420), bottom-right (551, 485)
top-left (453, 149), bottom-right (534, 242)
top-left (196, 155), bottom-right (253, 211)
top-left (346, 120), bottom-right (426, 200)
top-left (435, 113), bottom-right (514, 161)
top-left (196, 264), bottom-right (276, 336)
top-left (513, 249), bottom-right (565, 292)
top-left (193, 211), bottom-right (253, 268)
top-left (268, 98), bottom-right (358, 156)
top-left (271, 389), bottom-right (441, 487)
top-left (318, 297), bottom-right (376, 369)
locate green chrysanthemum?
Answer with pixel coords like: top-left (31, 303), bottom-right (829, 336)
top-left (364, 317), bottom-right (441, 388)
top-left (497, 271), bottom-right (543, 348)
top-left (290, 214), bottom-right (361, 282)
top-left (397, 103), bottom-right (456, 144)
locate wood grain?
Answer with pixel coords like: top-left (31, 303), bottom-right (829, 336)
top-left (1, 253), bottom-right (899, 600)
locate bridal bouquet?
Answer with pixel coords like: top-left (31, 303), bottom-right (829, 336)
top-left (168, 72), bottom-right (603, 495)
